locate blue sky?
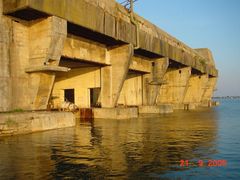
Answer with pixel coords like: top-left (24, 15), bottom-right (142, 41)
top-left (117, 0), bottom-right (240, 96)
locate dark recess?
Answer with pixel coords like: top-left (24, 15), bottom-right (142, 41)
top-left (134, 49), bottom-right (162, 59)
top-left (68, 22), bottom-right (124, 47)
top-left (7, 8), bottom-right (49, 21)
top-left (168, 59), bottom-right (187, 69)
top-left (60, 57), bottom-right (106, 68)
top-left (191, 68), bottom-right (203, 75)
top-left (64, 89), bottom-right (75, 103)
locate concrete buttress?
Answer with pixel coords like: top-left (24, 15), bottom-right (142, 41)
top-left (201, 77), bottom-right (217, 107)
top-left (27, 17), bottom-right (67, 110)
top-left (183, 74), bottom-right (209, 109)
top-left (8, 16), bottom-right (67, 110)
top-left (101, 44), bottom-right (133, 107)
top-left (143, 58), bottom-right (169, 105)
top-left (157, 66), bottom-right (191, 108)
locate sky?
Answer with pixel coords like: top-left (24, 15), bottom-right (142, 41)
top-left (117, 0), bottom-right (240, 96)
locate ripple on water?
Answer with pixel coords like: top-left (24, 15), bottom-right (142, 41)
top-left (1, 100), bottom-right (240, 179)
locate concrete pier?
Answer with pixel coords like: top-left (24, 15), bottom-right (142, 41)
top-left (139, 105), bottom-right (173, 114)
top-left (93, 107), bottom-right (138, 119)
top-left (0, 0), bottom-right (218, 120)
top-left (0, 112), bottom-right (75, 137)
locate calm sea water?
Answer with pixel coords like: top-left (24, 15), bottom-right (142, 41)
top-left (0, 99), bottom-right (240, 179)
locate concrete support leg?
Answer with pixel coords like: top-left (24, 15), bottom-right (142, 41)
top-left (201, 77), bottom-right (217, 107)
top-left (0, 2), bottom-right (11, 111)
top-left (142, 58), bottom-right (169, 105)
top-left (101, 44), bottom-right (133, 108)
top-left (28, 16), bottom-right (67, 110)
top-left (117, 73), bottom-right (143, 106)
top-left (157, 67), bottom-right (191, 109)
top-left (183, 74), bottom-right (208, 109)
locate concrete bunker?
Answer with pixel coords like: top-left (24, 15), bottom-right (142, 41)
top-left (0, 0), bottom-right (219, 117)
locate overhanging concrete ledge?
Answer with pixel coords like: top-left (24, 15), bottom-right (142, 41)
top-left (25, 65), bottom-right (71, 73)
top-left (93, 107), bottom-right (138, 119)
top-left (139, 105), bottom-right (173, 114)
top-left (0, 111), bottom-right (76, 137)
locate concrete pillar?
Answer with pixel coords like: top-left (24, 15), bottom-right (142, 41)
top-left (117, 73), bottom-right (143, 106)
top-left (157, 66), bottom-right (191, 108)
top-left (142, 57), bottom-right (169, 105)
top-left (101, 44), bottom-right (133, 108)
top-left (201, 77), bottom-right (217, 107)
top-left (7, 16), bottom-right (66, 110)
top-left (183, 74), bottom-right (208, 109)
top-left (28, 16), bottom-right (67, 110)
top-left (0, 0), bottom-right (12, 111)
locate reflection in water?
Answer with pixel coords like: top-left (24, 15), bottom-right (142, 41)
top-left (0, 108), bottom-right (221, 179)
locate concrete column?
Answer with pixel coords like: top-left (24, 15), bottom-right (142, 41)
top-left (201, 77), bottom-right (217, 107)
top-left (157, 66), bottom-right (191, 108)
top-left (28, 16), bottom-right (67, 110)
top-left (183, 74), bottom-right (208, 109)
top-left (6, 16), bottom-right (67, 110)
top-left (117, 73), bottom-right (143, 106)
top-left (142, 57), bottom-right (169, 105)
top-left (101, 44), bottom-right (133, 108)
top-left (0, 0), bottom-right (12, 111)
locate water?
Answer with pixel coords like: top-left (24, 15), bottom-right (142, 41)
top-left (1, 99), bottom-right (240, 179)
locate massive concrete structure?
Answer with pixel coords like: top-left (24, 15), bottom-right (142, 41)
top-left (0, 0), bottom-right (218, 117)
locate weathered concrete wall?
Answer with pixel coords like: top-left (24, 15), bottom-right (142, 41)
top-left (2, 0), bottom-right (218, 76)
top-left (157, 67), bottom-right (191, 108)
top-left (195, 48), bottom-right (215, 67)
top-left (139, 105), bottom-right (173, 114)
top-left (93, 107), bottom-right (138, 119)
top-left (63, 35), bottom-right (109, 65)
top-left (10, 21), bottom-right (30, 110)
top-left (183, 74), bottom-right (209, 109)
top-left (0, 111), bottom-right (75, 137)
top-left (52, 67), bottom-right (101, 108)
top-left (101, 44), bottom-right (133, 108)
top-left (28, 16), bottom-right (67, 110)
top-left (0, 0), bottom-right (218, 115)
top-left (129, 56), bottom-right (152, 73)
top-left (201, 77), bottom-right (217, 107)
top-left (0, 0), bottom-right (11, 111)
top-left (143, 58), bottom-right (169, 106)
top-left (118, 73), bottom-right (143, 106)
top-left (0, 12), bottom-right (67, 111)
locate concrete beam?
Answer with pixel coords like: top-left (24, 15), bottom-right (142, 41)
top-left (157, 66), bottom-right (191, 108)
top-left (62, 35), bottom-right (109, 65)
top-left (129, 56), bottom-right (151, 73)
top-left (25, 65), bottom-right (70, 73)
top-left (101, 44), bottom-right (133, 108)
top-left (143, 58), bottom-right (169, 105)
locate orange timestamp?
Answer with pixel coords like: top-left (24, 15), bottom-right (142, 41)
top-left (180, 159), bottom-right (227, 167)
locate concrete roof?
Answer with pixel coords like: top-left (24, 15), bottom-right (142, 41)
top-left (3, 0), bottom-right (218, 76)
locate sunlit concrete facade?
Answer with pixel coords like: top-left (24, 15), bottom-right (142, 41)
top-left (0, 0), bottom-right (218, 116)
